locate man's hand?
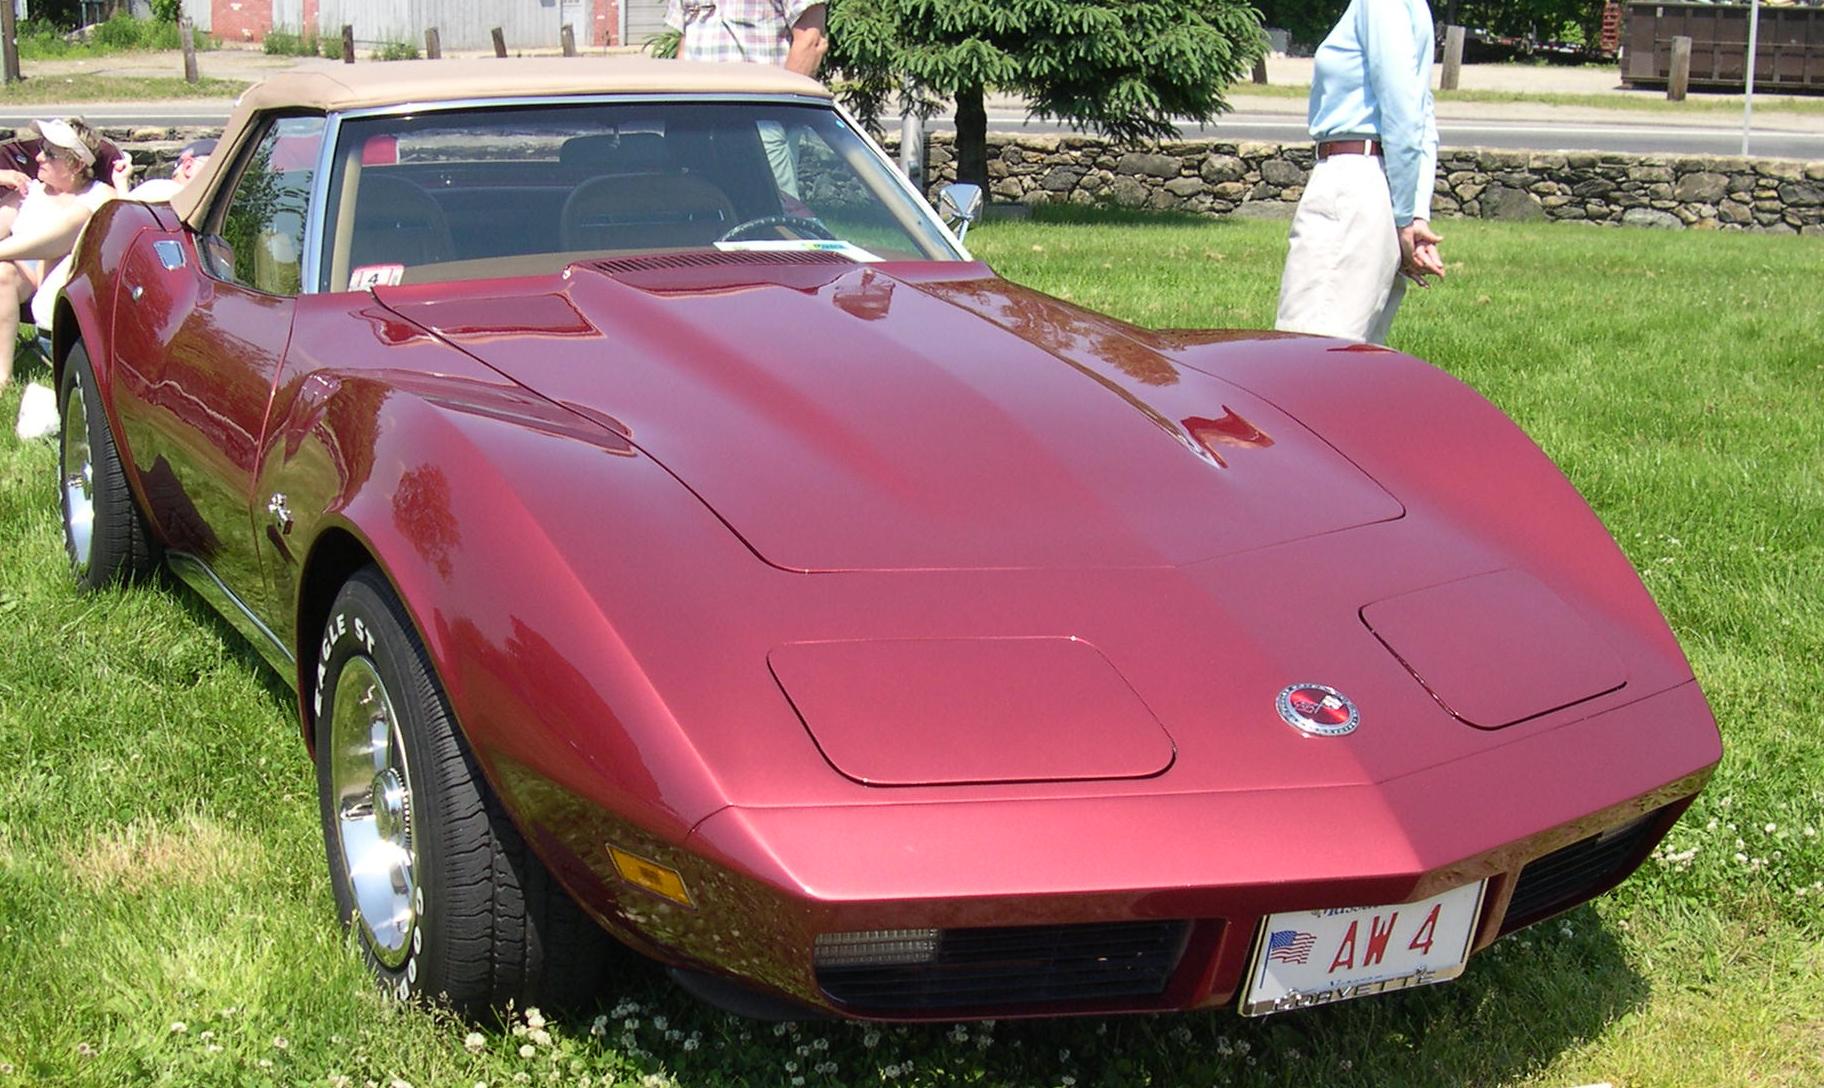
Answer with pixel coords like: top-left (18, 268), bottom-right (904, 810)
top-left (784, 4), bottom-right (828, 77)
top-left (1398, 218), bottom-right (1445, 286)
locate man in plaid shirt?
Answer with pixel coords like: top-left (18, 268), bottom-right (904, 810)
top-left (665, 0), bottom-right (829, 198)
top-left (665, 0), bottom-right (828, 76)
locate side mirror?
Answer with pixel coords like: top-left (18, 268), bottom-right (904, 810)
top-left (937, 183), bottom-right (983, 241)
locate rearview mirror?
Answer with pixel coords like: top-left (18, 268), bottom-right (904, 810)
top-left (937, 183), bottom-right (983, 242)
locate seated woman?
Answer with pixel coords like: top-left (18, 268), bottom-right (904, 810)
top-left (0, 118), bottom-right (118, 392)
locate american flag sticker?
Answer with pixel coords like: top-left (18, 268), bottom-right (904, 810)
top-left (1266, 928), bottom-right (1316, 964)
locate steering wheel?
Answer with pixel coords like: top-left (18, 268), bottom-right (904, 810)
top-left (716, 215), bottom-right (839, 244)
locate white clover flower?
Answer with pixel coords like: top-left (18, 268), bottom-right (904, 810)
top-left (392, 1080), bottom-right (414, 1088)
top-left (773, 1023), bottom-right (790, 1037)
top-left (863, 1031), bottom-right (881, 1048)
top-left (274, 1036), bottom-right (290, 1050)
top-left (526, 1009), bottom-right (546, 1030)
top-left (205, 1044), bottom-right (223, 1054)
top-left (76, 1043), bottom-right (95, 1058)
top-left (652, 1016), bottom-right (667, 1032)
top-left (465, 1032), bottom-right (487, 1054)
top-left (1734, 852), bottom-right (1750, 863)
top-left (785, 1061), bottom-right (798, 1073)
top-left (683, 1037), bottom-right (700, 1052)
top-left (259, 1059), bottom-right (273, 1070)
top-left (813, 1037), bottom-right (830, 1052)
top-left (1765, 823), bottom-right (1778, 833)
top-left (796, 1044), bottom-right (810, 1057)
top-left (520, 1044), bottom-right (537, 1059)
top-left (328, 1077), bottom-right (352, 1088)
top-left (1340, 1059), bottom-right (1354, 1071)
top-left (588, 1016), bottom-right (607, 1037)
top-left (623, 1019), bottom-right (639, 1032)
top-left (530, 1029), bottom-right (552, 1048)
top-left (1061, 1077), bottom-right (1076, 1087)
top-left (666, 1029), bottom-right (682, 1043)
top-left (791, 1079), bottom-right (804, 1087)
top-left (170, 1021), bottom-right (188, 1034)
top-left (513, 1024), bottom-right (529, 1037)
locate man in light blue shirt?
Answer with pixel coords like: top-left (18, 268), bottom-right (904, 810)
top-left (1275, 0), bottom-right (1446, 345)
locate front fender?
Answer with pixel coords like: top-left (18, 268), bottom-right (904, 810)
top-left (261, 300), bottom-right (757, 853)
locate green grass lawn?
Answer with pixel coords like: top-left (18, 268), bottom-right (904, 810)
top-left (1, 214), bottom-right (1821, 1087)
top-left (0, 75), bottom-right (249, 104)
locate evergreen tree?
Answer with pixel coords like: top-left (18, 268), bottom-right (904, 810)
top-left (829, 0), bottom-right (1266, 194)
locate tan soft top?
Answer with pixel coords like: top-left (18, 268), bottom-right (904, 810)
top-left (172, 56), bottom-right (831, 227)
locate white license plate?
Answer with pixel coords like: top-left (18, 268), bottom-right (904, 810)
top-left (1239, 880), bottom-right (1487, 1016)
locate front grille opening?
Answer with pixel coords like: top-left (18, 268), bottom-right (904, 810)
top-left (1503, 811), bottom-right (1664, 928)
top-left (815, 920), bottom-right (1191, 1012)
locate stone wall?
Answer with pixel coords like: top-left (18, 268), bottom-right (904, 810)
top-left (109, 126), bottom-right (1824, 235)
top-left (895, 133), bottom-right (1824, 235)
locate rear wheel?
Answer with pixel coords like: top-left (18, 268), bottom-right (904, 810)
top-left (59, 343), bottom-right (158, 589)
top-left (316, 567), bottom-right (609, 1013)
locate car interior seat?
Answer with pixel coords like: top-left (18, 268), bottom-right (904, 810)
top-left (348, 172), bottom-right (455, 271)
top-left (557, 133), bottom-right (736, 252)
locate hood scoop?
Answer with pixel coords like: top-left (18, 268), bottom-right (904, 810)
top-left (583, 250), bottom-right (855, 276)
top-left (577, 250), bottom-right (857, 296)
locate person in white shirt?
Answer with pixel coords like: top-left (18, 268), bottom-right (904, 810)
top-left (1275, 0), bottom-right (1448, 346)
top-left (0, 118), bottom-right (117, 392)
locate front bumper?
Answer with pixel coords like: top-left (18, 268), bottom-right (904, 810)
top-left (560, 679), bottom-right (1718, 1019)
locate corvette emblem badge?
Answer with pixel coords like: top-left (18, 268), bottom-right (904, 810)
top-left (1276, 683), bottom-right (1360, 737)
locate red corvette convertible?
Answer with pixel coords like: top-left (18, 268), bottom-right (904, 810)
top-left (49, 57), bottom-right (1719, 1021)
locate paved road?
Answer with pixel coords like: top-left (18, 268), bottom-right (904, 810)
top-left (936, 110), bottom-right (1824, 162)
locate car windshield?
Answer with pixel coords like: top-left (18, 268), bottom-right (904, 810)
top-left (319, 100), bottom-right (961, 292)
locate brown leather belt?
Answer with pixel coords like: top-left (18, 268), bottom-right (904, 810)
top-left (1316, 138), bottom-right (1382, 160)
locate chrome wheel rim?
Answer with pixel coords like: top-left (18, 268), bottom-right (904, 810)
top-left (61, 378), bottom-right (94, 574)
top-left (328, 656), bottom-right (418, 969)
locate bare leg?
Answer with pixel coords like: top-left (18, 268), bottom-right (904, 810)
top-left (0, 259), bottom-right (40, 390)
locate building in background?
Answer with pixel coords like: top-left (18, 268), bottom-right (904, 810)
top-left (176, 0), bottom-right (672, 51)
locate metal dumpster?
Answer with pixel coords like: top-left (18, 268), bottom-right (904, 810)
top-left (1623, 2), bottom-right (1824, 91)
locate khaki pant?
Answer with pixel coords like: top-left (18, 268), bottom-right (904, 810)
top-left (1274, 154), bottom-right (1407, 346)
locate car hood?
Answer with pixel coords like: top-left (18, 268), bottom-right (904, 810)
top-left (377, 256), bottom-right (1401, 572)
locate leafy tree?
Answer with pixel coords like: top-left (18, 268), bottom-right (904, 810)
top-left (829, 0), bottom-right (1266, 195)
top-left (1256, 0), bottom-right (1608, 53)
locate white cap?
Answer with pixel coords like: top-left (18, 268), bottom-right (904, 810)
top-left (33, 118), bottom-right (95, 166)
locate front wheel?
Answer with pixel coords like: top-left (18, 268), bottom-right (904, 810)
top-left (316, 567), bottom-right (609, 1013)
top-left (59, 343), bottom-right (158, 589)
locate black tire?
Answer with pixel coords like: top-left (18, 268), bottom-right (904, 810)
top-left (315, 566), bottom-right (608, 1015)
top-left (58, 343), bottom-right (159, 589)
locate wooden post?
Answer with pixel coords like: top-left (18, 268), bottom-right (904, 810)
top-left (424, 26), bottom-right (441, 59)
top-left (1251, 53), bottom-right (1268, 85)
top-left (1441, 25), bottom-right (1465, 91)
top-left (561, 24), bottom-right (576, 56)
top-left (342, 24), bottom-right (355, 64)
top-left (180, 16), bottom-right (198, 83)
top-left (0, 0), bottom-right (21, 86)
top-left (1668, 34), bottom-right (1691, 101)
top-left (492, 26), bottom-right (507, 57)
